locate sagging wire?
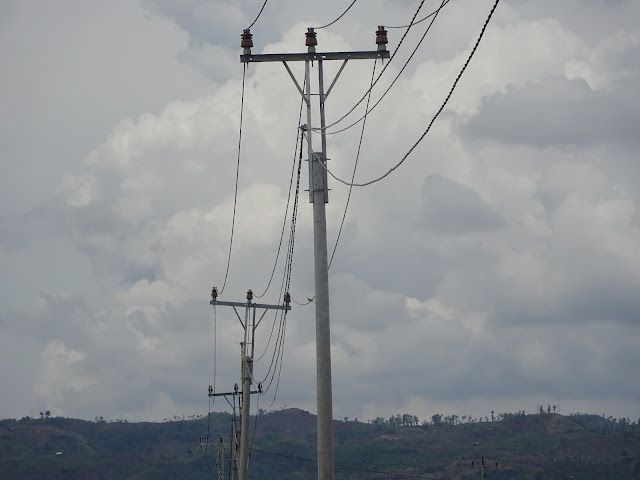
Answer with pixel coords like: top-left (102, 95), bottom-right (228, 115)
top-left (313, 0), bottom-right (358, 29)
top-left (328, 58), bottom-right (377, 270)
top-left (310, 0), bottom-right (501, 188)
top-left (312, 0), bottom-right (429, 133)
top-left (386, 0), bottom-right (452, 28)
top-left (247, 0), bottom-right (269, 29)
top-left (255, 75), bottom-right (306, 299)
top-left (253, 128), bottom-right (303, 403)
top-left (219, 63), bottom-right (247, 295)
top-left (313, 0), bottom-right (448, 136)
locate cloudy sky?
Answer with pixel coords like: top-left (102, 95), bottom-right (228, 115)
top-left (1, 0), bottom-right (639, 425)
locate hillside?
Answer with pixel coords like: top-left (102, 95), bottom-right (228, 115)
top-left (1, 410), bottom-right (638, 479)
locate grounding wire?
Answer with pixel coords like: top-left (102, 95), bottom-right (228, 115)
top-left (313, 0), bottom-right (448, 136)
top-left (312, 0), bottom-right (428, 133)
top-left (328, 58), bottom-right (377, 270)
top-left (386, 0), bottom-right (452, 28)
top-left (313, 0), bottom-right (358, 29)
top-left (255, 78), bottom-right (306, 298)
top-left (219, 63), bottom-right (247, 295)
top-left (311, 0), bottom-right (501, 188)
top-left (247, 0), bottom-right (269, 29)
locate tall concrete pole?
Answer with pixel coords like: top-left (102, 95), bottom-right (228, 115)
top-left (310, 54), bottom-right (335, 480)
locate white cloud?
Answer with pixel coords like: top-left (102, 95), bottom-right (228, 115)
top-left (1, 0), bottom-right (639, 425)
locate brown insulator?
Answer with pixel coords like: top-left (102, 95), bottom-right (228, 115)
top-left (211, 287), bottom-right (218, 300)
top-left (305, 27), bottom-right (318, 47)
top-left (246, 289), bottom-right (253, 301)
top-left (241, 29), bottom-right (253, 49)
top-left (284, 292), bottom-right (291, 304)
top-left (376, 26), bottom-right (388, 46)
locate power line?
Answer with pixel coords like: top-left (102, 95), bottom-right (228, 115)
top-left (219, 64), bottom-right (247, 294)
top-left (313, 0), bottom-right (448, 136)
top-left (250, 447), bottom-right (440, 478)
top-left (255, 86), bottom-right (306, 298)
top-left (386, 0), bottom-right (452, 28)
top-left (315, 0), bottom-right (429, 132)
top-left (247, 0), bottom-right (269, 29)
top-left (314, 0), bottom-right (501, 188)
top-left (313, 0), bottom-right (358, 29)
top-left (328, 59), bottom-right (377, 269)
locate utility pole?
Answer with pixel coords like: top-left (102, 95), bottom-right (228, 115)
top-left (470, 457), bottom-right (498, 479)
top-left (239, 27), bottom-right (390, 480)
top-left (210, 287), bottom-right (291, 480)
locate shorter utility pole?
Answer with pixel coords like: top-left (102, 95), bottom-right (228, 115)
top-left (470, 457), bottom-right (498, 479)
top-left (210, 288), bottom-right (291, 480)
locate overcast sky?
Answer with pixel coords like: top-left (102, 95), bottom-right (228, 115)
top-left (1, 0), bottom-right (639, 425)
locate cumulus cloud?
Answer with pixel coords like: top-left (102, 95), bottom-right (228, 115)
top-left (1, 0), bottom-right (639, 425)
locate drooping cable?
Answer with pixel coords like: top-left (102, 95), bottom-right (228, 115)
top-left (313, 0), bottom-right (358, 29)
top-left (255, 80), bottom-right (306, 298)
top-left (255, 129), bottom-right (303, 391)
top-left (314, 0), bottom-right (448, 136)
top-left (315, 0), bottom-right (501, 188)
top-left (313, 0), bottom-right (429, 132)
top-left (386, 0), bottom-right (452, 28)
top-left (247, 0), bottom-right (269, 29)
top-left (219, 64), bottom-right (247, 294)
top-left (328, 59), bottom-right (377, 270)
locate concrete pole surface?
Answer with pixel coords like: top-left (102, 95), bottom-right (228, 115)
top-left (312, 56), bottom-right (335, 480)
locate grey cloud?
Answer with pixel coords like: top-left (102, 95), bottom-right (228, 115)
top-left (464, 76), bottom-right (640, 146)
top-left (418, 175), bottom-right (504, 234)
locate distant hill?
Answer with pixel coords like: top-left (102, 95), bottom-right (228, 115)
top-left (1, 409), bottom-right (638, 479)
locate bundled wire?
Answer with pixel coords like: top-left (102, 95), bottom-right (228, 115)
top-left (255, 79), bottom-right (306, 298)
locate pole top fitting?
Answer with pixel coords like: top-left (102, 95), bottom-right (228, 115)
top-left (241, 28), bottom-right (253, 49)
top-left (246, 289), bottom-right (253, 301)
top-left (305, 27), bottom-right (318, 47)
top-left (284, 292), bottom-right (291, 305)
top-left (376, 26), bottom-right (388, 50)
top-left (211, 287), bottom-right (218, 300)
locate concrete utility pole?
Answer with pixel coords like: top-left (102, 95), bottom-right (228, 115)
top-left (239, 27), bottom-right (390, 480)
top-left (210, 288), bottom-right (291, 480)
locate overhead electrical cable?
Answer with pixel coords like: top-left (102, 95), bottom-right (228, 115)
top-left (386, 0), bottom-right (452, 28)
top-left (313, 0), bottom-right (430, 132)
top-left (250, 448), bottom-right (437, 478)
top-left (315, 0), bottom-right (501, 188)
top-left (328, 59), bottom-right (377, 269)
top-left (256, 80), bottom-right (306, 298)
top-left (313, 0), bottom-right (358, 29)
top-left (254, 129), bottom-right (303, 397)
top-left (247, 0), bottom-right (269, 29)
top-left (313, 0), bottom-right (448, 136)
top-left (219, 64), bottom-right (247, 295)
